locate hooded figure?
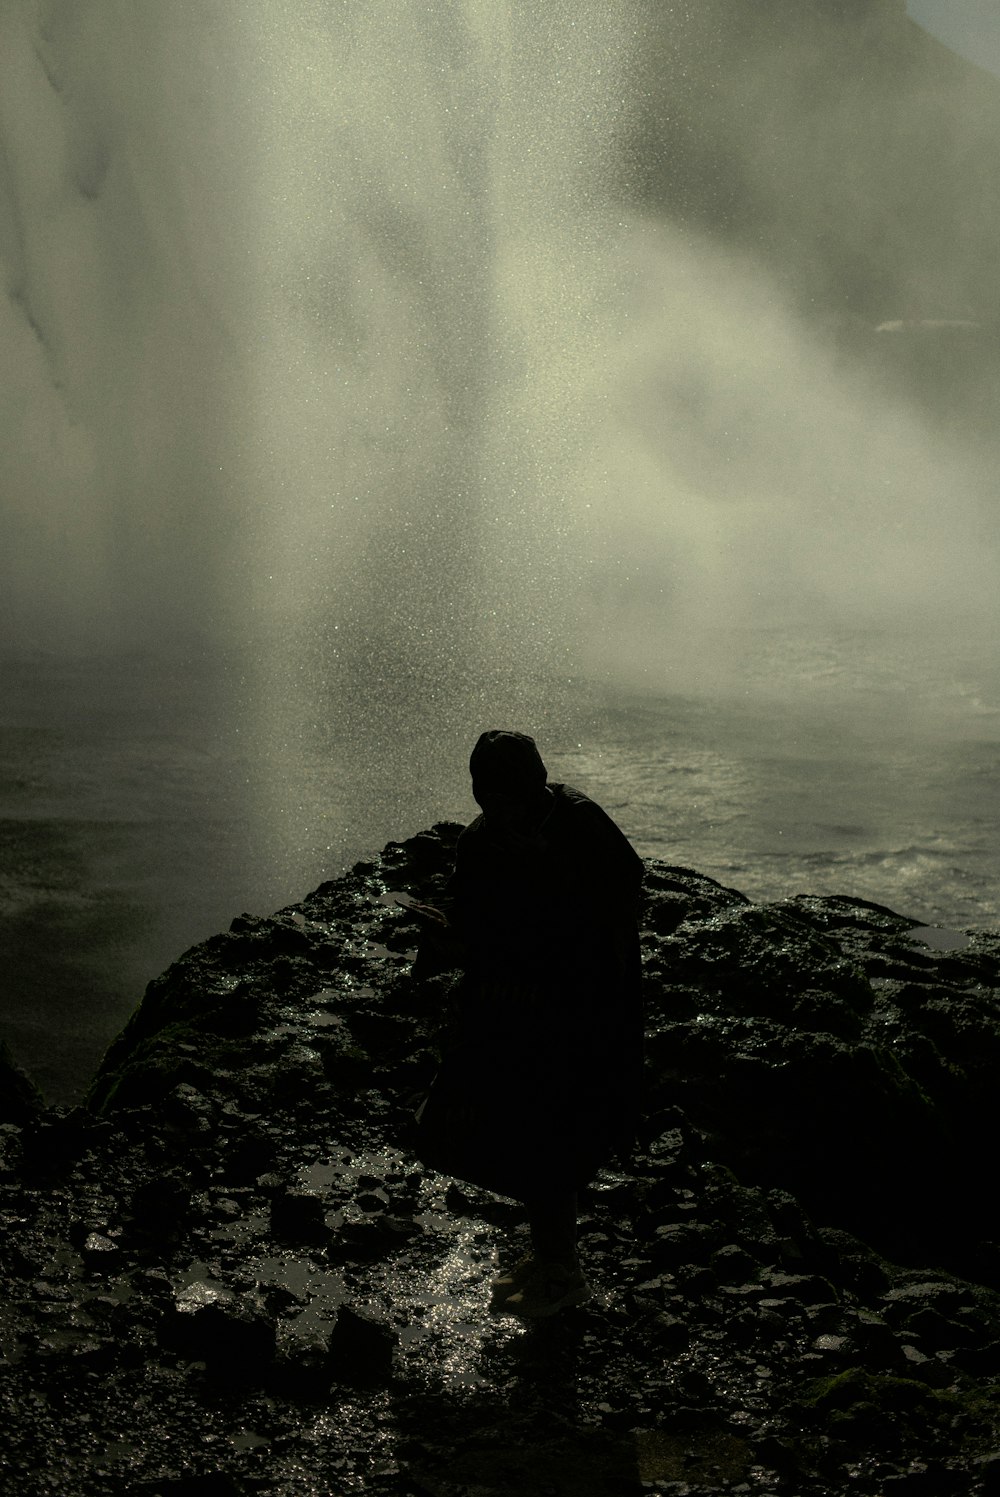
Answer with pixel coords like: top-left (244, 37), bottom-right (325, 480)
top-left (414, 729), bottom-right (644, 1317)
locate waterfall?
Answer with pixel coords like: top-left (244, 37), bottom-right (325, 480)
top-left (2, 0), bottom-right (998, 876)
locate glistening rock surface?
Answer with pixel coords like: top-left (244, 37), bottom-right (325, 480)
top-left (1, 824), bottom-right (999, 1495)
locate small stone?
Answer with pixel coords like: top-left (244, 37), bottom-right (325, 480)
top-left (904, 1306), bottom-right (971, 1351)
top-left (80, 1233), bottom-right (120, 1267)
top-left (710, 1243), bottom-right (759, 1283)
top-left (649, 1313), bottom-right (690, 1350)
top-left (356, 1190), bottom-right (389, 1213)
top-left (175, 1280), bottom-right (232, 1313)
top-left (675, 1264), bottom-right (716, 1294)
top-left (762, 1272), bottom-right (837, 1304)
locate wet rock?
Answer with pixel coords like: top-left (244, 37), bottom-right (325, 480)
top-left (652, 1219), bottom-right (721, 1270)
top-left (330, 1212), bottom-right (420, 1262)
top-left (812, 1332), bottom-right (851, 1357)
top-left (326, 1303), bottom-right (398, 1385)
top-left (974, 1452), bottom-right (1000, 1495)
top-left (216, 1130), bottom-right (275, 1185)
top-left (792, 1365), bottom-right (959, 1451)
top-left (709, 1243), bottom-right (760, 1283)
top-left (443, 1182), bottom-right (476, 1215)
top-left (268, 1188), bottom-right (328, 1245)
top-left (128, 1176), bottom-right (193, 1240)
top-left (0, 1122), bottom-right (24, 1179)
top-left (645, 1310), bottom-right (690, 1352)
top-left (760, 1271), bottom-right (839, 1305)
top-left (80, 1232), bottom-right (122, 1267)
top-left (850, 1308), bottom-right (902, 1365)
top-left (641, 864), bottom-right (751, 936)
top-left (158, 1289), bottom-right (276, 1378)
top-left (5, 826), bottom-right (1000, 1493)
top-left (0, 1041), bottom-right (44, 1125)
top-left (897, 1342), bottom-right (955, 1388)
top-left (901, 1306), bottom-right (974, 1352)
top-left (816, 1227), bottom-right (893, 1296)
top-left (162, 1083), bottom-right (217, 1135)
top-left (20, 1107), bottom-right (92, 1176)
top-left (881, 1279), bottom-right (972, 1319)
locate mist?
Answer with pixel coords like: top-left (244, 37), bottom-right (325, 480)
top-left (3, 0), bottom-right (1000, 928)
top-left (4, 3), bottom-right (996, 655)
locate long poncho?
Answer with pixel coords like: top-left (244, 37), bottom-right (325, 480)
top-left (416, 783), bottom-right (644, 1198)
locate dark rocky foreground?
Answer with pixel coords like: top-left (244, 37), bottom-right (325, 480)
top-left (2, 825), bottom-right (999, 1497)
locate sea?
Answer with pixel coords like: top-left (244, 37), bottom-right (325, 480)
top-left (3, 627), bottom-right (999, 1106)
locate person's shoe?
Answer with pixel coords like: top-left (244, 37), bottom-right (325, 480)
top-left (502, 1260), bottom-right (591, 1319)
top-left (489, 1254), bottom-right (536, 1305)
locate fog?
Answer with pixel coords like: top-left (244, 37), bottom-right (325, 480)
top-left (3, 0), bottom-right (999, 855)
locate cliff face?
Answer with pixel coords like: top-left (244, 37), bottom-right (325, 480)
top-left (627, 0), bottom-right (1000, 327)
top-left (2, 827), bottom-right (999, 1495)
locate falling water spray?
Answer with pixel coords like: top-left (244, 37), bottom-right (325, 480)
top-left (2, 0), bottom-right (999, 892)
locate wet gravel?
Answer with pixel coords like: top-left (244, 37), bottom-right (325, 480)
top-left (1, 824), bottom-right (999, 1495)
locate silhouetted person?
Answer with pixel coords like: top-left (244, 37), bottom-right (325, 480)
top-left (412, 729), bottom-right (643, 1317)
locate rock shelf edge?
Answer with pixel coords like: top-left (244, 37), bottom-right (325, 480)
top-left (1, 823), bottom-right (998, 1497)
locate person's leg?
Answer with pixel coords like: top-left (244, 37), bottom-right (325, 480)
top-left (496, 1189), bottom-right (589, 1317)
top-left (524, 1189), bottom-right (578, 1268)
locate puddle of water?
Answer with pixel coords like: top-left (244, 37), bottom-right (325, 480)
top-left (907, 926), bottom-right (972, 951)
top-left (209, 1206), bottom-right (270, 1249)
top-left (46, 1245), bottom-right (84, 1277)
top-left (88, 1275), bottom-right (133, 1306)
top-left (173, 1261), bottom-right (232, 1293)
top-left (362, 941), bottom-right (415, 962)
top-left (260, 1252), bottom-right (344, 1294)
top-left (263, 1023), bottom-right (322, 1047)
top-left (231, 1431), bottom-right (270, 1451)
top-left (299, 1146), bottom-right (413, 1195)
top-left (297, 1146), bottom-right (533, 1389)
top-left (177, 1144), bottom-right (530, 1395)
top-left (242, 1251), bottom-right (347, 1347)
top-left (370, 1222), bottom-right (528, 1390)
top-left (273, 1001), bottom-right (347, 1031)
top-left (299, 1163), bottom-right (345, 1194)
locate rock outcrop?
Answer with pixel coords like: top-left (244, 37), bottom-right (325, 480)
top-left (1, 825), bottom-right (998, 1495)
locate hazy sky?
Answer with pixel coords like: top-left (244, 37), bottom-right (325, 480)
top-left (908, 0), bottom-right (1000, 77)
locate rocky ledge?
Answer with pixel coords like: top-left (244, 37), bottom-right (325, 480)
top-left (1, 825), bottom-right (999, 1496)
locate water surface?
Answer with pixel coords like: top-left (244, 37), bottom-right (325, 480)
top-left (2, 632), bottom-right (998, 1104)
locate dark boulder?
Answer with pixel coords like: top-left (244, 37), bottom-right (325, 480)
top-left (0, 1039), bottom-right (44, 1125)
top-left (326, 1303), bottom-right (398, 1386)
top-left (157, 1288), bottom-right (276, 1380)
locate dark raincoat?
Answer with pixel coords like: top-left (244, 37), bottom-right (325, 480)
top-left (416, 783), bottom-right (644, 1197)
